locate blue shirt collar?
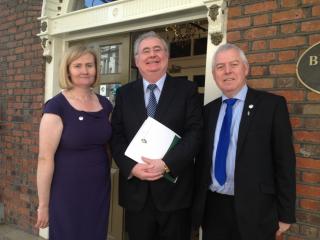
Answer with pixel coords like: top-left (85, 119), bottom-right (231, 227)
top-left (222, 84), bottom-right (248, 102)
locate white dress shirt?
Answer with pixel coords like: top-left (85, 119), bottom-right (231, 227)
top-left (143, 74), bottom-right (166, 107)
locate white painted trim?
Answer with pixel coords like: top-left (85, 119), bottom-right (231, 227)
top-left (204, 0), bottom-right (228, 105)
top-left (39, 227), bottom-right (48, 239)
top-left (39, 0), bottom-right (207, 36)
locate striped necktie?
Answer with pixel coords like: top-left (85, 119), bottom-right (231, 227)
top-left (147, 84), bottom-right (157, 117)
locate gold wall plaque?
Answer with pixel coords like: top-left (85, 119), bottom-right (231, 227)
top-left (296, 41), bottom-right (320, 94)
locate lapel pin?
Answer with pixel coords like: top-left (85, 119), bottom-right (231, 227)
top-left (78, 116), bottom-right (84, 121)
top-left (247, 104), bottom-right (254, 116)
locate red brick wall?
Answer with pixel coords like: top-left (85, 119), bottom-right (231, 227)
top-left (228, 0), bottom-right (320, 239)
top-left (0, 0), bottom-right (44, 234)
top-left (1, 0), bottom-right (319, 238)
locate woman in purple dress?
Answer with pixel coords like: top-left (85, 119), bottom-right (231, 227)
top-left (35, 45), bottom-right (112, 240)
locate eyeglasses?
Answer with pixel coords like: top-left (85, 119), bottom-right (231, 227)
top-left (139, 46), bottom-right (165, 56)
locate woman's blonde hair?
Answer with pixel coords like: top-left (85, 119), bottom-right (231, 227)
top-left (59, 45), bottom-right (100, 89)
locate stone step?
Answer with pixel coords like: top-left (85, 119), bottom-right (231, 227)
top-left (0, 225), bottom-right (44, 240)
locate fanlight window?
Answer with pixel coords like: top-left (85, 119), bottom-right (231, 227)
top-left (73, 0), bottom-right (116, 11)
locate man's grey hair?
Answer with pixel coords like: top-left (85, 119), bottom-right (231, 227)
top-left (212, 43), bottom-right (249, 68)
top-left (133, 31), bottom-right (169, 56)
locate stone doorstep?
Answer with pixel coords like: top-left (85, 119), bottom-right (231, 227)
top-left (0, 225), bottom-right (44, 240)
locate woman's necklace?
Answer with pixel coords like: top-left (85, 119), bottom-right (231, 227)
top-left (67, 90), bottom-right (94, 103)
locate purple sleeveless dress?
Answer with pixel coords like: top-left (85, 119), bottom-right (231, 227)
top-left (43, 93), bottom-right (112, 240)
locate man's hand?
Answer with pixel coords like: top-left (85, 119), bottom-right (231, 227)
top-left (131, 161), bottom-right (163, 181)
top-left (142, 157), bottom-right (166, 174)
top-left (276, 221), bottom-right (291, 238)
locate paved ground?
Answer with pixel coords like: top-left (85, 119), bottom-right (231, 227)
top-left (0, 225), bottom-right (44, 240)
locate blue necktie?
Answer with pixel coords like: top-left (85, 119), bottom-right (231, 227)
top-left (147, 84), bottom-right (157, 117)
top-left (214, 98), bottom-right (237, 186)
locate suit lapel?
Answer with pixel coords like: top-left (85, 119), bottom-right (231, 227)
top-left (236, 88), bottom-right (260, 158)
top-left (206, 99), bottom-right (222, 166)
top-left (154, 75), bottom-right (177, 121)
top-left (130, 79), bottom-right (148, 121)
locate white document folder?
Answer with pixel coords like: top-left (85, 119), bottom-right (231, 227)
top-left (125, 117), bottom-right (181, 164)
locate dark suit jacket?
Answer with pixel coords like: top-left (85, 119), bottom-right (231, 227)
top-left (192, 87), bottom-right (296, 239)
top-left (111, 75), bottom-right (202, 212)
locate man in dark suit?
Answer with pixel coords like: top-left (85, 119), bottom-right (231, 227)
top-left (192, 43), bottom-right (296, 240)
top-left (111, 31), bottom-right (202, 240)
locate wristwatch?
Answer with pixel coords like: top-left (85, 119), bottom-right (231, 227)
top-left (163, 163), bottom-right (170, 173)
